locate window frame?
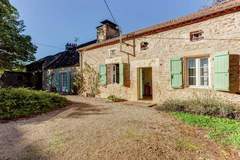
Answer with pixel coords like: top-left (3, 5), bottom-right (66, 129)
top-left (61, 72), bottom-right (68, 90)
top-left (110, 64), bottom-right (119, 84)
top-left (140, 41), bottom-right (149, 51)
top-left (187, 57), bottom-right (210, 88)
top-left (108, 48), bottom-right (117, 58)
top-left (190, 30), bottom-right (204, 42)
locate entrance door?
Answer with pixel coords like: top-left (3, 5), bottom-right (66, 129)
top-left (138, 67), bottom-right (153, 100)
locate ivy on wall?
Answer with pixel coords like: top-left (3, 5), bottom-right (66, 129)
top-left (73, 62), bottom-right (100, 97)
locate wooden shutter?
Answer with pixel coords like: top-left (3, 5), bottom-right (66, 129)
top-left (170, 57), bottom-right (183, 89)
top-left (99, 64), bottom-right (107, 85)
top-left (214, 52), bottom-right (229, 91)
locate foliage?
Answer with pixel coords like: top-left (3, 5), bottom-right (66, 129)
top-left (83, 63), bottom-right (100, 97)
top-left (156, 95), bottom-right (240, 120)
top-left (73, 63), bottom-right (100, 97)
top-left (173, 112), bottom-right (240, 148)
top-left (107, 95), bottom-right (125, 102)
top-left (0, 0), bottom-right (37, 69)
top-left (0, 88), bottom-right (68, 120)
top-left (73, 71), bottom-right (85, 95)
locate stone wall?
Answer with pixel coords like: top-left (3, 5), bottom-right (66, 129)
top-left (43, 67), bottom-right (80, 92)
top-left (82, 11), bottom-right (240, 103)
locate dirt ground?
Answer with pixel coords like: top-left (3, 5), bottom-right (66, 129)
top-left (0, 96), bottom-right (239, 160)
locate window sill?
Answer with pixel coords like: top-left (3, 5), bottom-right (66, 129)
top-left (188, 86), bottom-right (211, 90)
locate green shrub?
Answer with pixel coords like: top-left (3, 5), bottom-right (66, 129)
top-left (157, 97), bottom-right (240, 120)
top-left (0, 88), bottom-right (68, 120)
top-left (107, 95), bottom-right (125, 102)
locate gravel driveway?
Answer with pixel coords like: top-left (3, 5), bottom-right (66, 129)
top-left (0, 96), bottom-right (239, 160)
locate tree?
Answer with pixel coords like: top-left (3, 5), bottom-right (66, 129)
top-left (0, 0), bottom-right (37, 69)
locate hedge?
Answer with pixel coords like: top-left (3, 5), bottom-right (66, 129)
top-left (0, 88), bottom-right (68, 120)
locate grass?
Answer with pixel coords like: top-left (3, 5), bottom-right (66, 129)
top-left (0, 88), bottom-right (68, 120)
top-left (175, 138), bottom-right (199, 152)
top-left (173, 112), bottom-right (240, 148)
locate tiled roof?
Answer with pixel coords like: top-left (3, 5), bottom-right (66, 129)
top-left (46, 50), bottom-right (79, 69)
top-left (78, 0), bottom-right (240, 51)
top-left (27, 49), bottom-right (79, 72)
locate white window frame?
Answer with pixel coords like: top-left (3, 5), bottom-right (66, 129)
top-left (188, 57), bottom-right (211, 88)
top-left (110, 64), bottom-right (119, 84)
top-left (108, 48), bottom-right (117, 58)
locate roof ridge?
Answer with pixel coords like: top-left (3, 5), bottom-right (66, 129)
top-left (78, 0), bottom-right (240, 51)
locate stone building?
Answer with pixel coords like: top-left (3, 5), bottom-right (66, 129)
top-left (78, 1), bottom-right (240, 103)
top-left (27, 43), bottom-right (80, 94)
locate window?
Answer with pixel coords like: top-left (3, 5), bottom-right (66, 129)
top-left (61, 72), bottom-right (68, 89)
top-left (140, 42), bottom-right (149, 50)
top-left (190, 30), bottom-right (204, 42)
top-left (109, 49), bottom-right (117, 58)
top-left (187, 57), bottom-right (209, 87)
top-left (111, 64), bottom-right (119, 84)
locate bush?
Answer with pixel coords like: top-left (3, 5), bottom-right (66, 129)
top-left (156, 97), bottom-right (240, 120)
top-left (107, 95), bottom-right (125, 102)
top-left (0, 88), bottom-right (68, 120)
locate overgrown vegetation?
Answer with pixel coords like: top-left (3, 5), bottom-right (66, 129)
top-left (107, 95), bottom-right (125, 102)
top-left (73, 63), bottom-right (99, 97)
top-left (0, 88), bottom-right (67, 120)
top-left (173, 112), bottom-right (240, 148)
top-left (73, 71), bottom-right (85, 95)
top-left (157, 96), bottom-right (240, 120)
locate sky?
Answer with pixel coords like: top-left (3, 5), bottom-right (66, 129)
top-left (10, 0), bottom-right (210, 60)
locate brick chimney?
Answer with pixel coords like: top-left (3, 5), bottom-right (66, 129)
top-left (65, 43), bottom-right (77, 51)
top-left (97, 20), bottom-right (120, 42)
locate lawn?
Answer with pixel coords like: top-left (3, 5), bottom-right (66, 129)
top-left (173, 112), bottom-right (240, 149)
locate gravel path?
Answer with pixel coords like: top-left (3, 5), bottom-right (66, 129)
top-left (0, 96), bottom-right (239, 160)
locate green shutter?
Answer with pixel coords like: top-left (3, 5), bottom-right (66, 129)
top-left (55, 72), bottom-right (61, 92)
top-left (214, 52), bottom-right (229, 91)
top-left (119, 63), bottom-right (124, 85)
top-left (170, 57), bottom-right (183, 88)
top-left (66, 72), bottom-right (71, 93)
top-left (99, 64), bottom-right (107, 85)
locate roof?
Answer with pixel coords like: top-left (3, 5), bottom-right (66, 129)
top-left (77, 39), bottom-right (97, 49)
top-left (100, 19), bottom-right (118, 27)
top-left (26, 53), bottom-right (62, 72)
top-left (27, 49), bottom-right (79, 72)
top-left (78, 0), bottom-right (240, 51)
top-left (46, 50), bottom-right (79, 69)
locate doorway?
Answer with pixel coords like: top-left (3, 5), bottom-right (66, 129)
top-left (138, 67), bottom-right (153, 100)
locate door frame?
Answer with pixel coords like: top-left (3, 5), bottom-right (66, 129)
top-left (137, 67), bottom-right (153, 100)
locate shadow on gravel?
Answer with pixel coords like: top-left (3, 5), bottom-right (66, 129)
top-left (0, 126), bottom-right (48, 160)
top-left (66, 102), bottom-right (110, 118)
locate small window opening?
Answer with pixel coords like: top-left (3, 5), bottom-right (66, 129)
top-left (140, 42), bottom-right (149, 50)
top-left (190, 30), bottom-right (204, 42)
top-left (109, 49), bottom-right (117, 58)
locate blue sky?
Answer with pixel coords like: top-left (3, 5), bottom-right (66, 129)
top-left (10, 0), bottom-right (209, 60)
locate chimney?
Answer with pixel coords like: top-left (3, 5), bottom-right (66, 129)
top-left (97, 20), bottom-right (120, 42)
top-left (65, 43), bottom-right (77, 51)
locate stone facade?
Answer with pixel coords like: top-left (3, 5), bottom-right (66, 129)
top-left (43, 66), bottom-right (80, 93)
top-left (80, 9), bottom-right (240, 104)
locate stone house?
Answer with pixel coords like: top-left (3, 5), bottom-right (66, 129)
top-left (77, 0), bottom-right (240, 103)
top-left (27, 44), bottom-right (80, 94)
